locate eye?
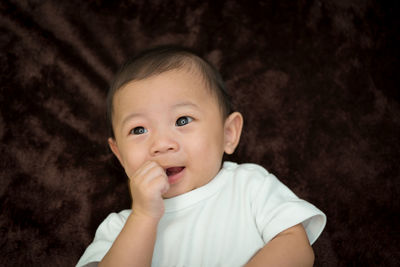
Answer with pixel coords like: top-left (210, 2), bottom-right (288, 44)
top-left (176, 116), bottom-right (193, 127)
top-left (130, 126), bottom-right (148, 135)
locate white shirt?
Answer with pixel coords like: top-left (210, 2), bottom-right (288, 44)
top-left (77, 162), bottom-right (326, 267)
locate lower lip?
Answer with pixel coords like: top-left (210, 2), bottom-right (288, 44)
top-left (167, 168), bottom-right (185, 185)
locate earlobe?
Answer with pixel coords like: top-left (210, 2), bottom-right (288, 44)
top-left (223, 112), bottom-right (243, 155)
top-left (108, 138), bottom-right (124, 166)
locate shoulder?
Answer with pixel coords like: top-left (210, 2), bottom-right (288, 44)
top-left (220, 161), bottom-right (286, 199)
top-left (94, 209), bottom-right (131, 238)
top-left (223, 163), bottom-right (327, 245)
top-left (222, 161), bottom-right (304, 208)
top-left (223, 161), bottom-right (270, 176)
top-left (101, 209), bottom-right (131, 225)
top-left (222, 161), bottom-right (277, 185)
top-left (76, 210), bottom-right (131, 266)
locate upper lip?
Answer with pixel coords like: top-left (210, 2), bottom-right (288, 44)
top-left (163, 166), bottom-right (185, 177)
top-left (163, 165), bottom-right (185, 170)
top-left (160, 164), bottom-right (185, 171)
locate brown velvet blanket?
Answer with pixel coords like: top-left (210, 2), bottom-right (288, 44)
top-left (1, 0), bottom-right (399, 266)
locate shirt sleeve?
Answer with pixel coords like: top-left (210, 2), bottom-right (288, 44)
top-left (250, 165), bottom-right (326, 245)
top-left (76, 210), bottom-right (131, 267)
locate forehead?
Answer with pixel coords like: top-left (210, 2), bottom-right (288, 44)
top-left (112, 68), bottom-right (220, 117)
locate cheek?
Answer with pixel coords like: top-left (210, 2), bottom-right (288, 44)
top-left (185, 129), bottom-right (225, 160)
top-left (120, 144), bottom-right (148, 176)
top-left (184, 130), bottom-right (224, 185)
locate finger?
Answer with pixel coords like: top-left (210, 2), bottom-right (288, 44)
top-left (129, 161), bottom-right (160, 182)
top-left (161, 181), bottom-right (170, 195)
top-left (141, 164), bottom-right (166, 185)
top-left (147, 174), bottom-right (170, 195)
top-left (137, 161), bottom-right (158, 176)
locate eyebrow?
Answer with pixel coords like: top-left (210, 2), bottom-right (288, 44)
top-left (120, 101), bottom-right (200, 126)
top-left (121, 112), bottom-right (143, 127)
top-left (172, 101), bottom-right (200, 110)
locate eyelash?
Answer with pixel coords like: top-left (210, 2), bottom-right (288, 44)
top-left (129, 116), bottom-right (193, 135)
top-left (175, 116), bottom-right (193, 127)
top-left (130, 127), bottom-right (147, 135)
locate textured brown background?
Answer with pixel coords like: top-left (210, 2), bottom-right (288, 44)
top-left (1, 0), bottom-right (399, 266)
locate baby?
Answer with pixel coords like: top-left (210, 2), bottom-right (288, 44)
top-left (77, 46), bottom-right (326, 267)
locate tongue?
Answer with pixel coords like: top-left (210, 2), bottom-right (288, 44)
top-left (166, 167), bottom-right (184, 176)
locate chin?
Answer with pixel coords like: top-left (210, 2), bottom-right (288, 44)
top-left (162, 189), bottom-right (183, 199)
top-left (163, 192), bottom-right (179, 199)
top-left (162, 186), bottom-right (192, 199)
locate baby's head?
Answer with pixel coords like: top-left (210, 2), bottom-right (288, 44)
top-left (107, 45), bottom-right (243, 198)
top-left (107, 46), bottom-right (233, 138)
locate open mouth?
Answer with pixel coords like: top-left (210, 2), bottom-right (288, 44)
top-left (165, 166), bottom-right (185, 177)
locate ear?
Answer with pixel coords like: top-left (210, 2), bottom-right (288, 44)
top-left (223, 112), bottom-right (243, 155)
top-left (108, 137), bottom-right (124, 167)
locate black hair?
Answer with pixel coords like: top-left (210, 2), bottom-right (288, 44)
top-left (107, 45), bottom-right (232, 138)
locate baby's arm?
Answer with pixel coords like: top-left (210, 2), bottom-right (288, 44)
top-left (99, 161), bottom-right (169, 267)
top-left (245, 224), bottom-right (314, 267)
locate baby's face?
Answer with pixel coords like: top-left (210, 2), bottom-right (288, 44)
top-left (110, 69), bottom-right (229, 198)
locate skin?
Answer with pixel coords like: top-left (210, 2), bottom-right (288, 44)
top-left (100, 67), bottom-right (314, 267)
top-left (108, 68), bottom-right (242, 203)
top-left (245, 224), bottom-right (314, 267)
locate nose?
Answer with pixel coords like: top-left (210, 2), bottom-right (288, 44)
top-left (150, 131), bottom-right (179, 156)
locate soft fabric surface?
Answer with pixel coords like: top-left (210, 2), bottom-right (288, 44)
top-left (1, 0), bottom-right (399, 266)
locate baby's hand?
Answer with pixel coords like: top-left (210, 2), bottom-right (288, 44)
top-left (127, 161), bottom-right (170, 220)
